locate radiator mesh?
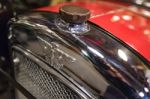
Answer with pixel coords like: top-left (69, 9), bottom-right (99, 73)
top-left (14, 51), bottom-right (80, 99)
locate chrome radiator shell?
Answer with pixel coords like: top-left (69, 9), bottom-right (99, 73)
top-left (9, 11), bottom-right (150, 99)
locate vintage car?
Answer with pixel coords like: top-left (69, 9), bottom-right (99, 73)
top-left (2, 0), bottom-right (150, 99)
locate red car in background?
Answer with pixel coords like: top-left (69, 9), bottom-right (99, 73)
top-left (0, 0), bottom-right (150, 99)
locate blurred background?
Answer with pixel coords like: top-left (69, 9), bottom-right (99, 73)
top-left (11, 0), bottom-right (150, 12)
top-left (13, 0), bottom-right (82, 10)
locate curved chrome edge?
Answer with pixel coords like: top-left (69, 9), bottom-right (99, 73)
top-left (12, 45), bottom-right (97, 99)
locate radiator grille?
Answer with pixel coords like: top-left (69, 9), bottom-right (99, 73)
top-left (14, 50), bottom-right (80, 99)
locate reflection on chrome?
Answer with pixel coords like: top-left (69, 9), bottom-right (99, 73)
top-left (118, 49), bottom-right (128, 61)
top-left (13, 57), bottom-right (20, 65)
top-left (81, 50), bottom-right (89, 57)
top-left (55, 18), bottom-right (90, 34)
top-left (144, 87), bottom-right (149, 93)
top-left (139, 91), bottom-right (145, 98)
top-left (145, 70), bottom-right (150, 85)
top-left (87, 46), bottom-right (104, 59)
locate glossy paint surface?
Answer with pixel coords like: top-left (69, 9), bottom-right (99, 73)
top-left (37, 1), bottom-right (150, 62)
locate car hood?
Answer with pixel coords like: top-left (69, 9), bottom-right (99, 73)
top-left (37, 1), bottom-right (150, 62)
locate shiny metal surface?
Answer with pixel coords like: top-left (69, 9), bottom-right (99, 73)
top-left (37, 1), bottom-right (150, 62)
top-left (9, 10), bottom-right (150, 99)
top-left (55, 18), bottom-right (90, 34)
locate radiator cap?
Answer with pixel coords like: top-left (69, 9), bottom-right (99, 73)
top-left (59, 5), bottom-right (91, 24)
